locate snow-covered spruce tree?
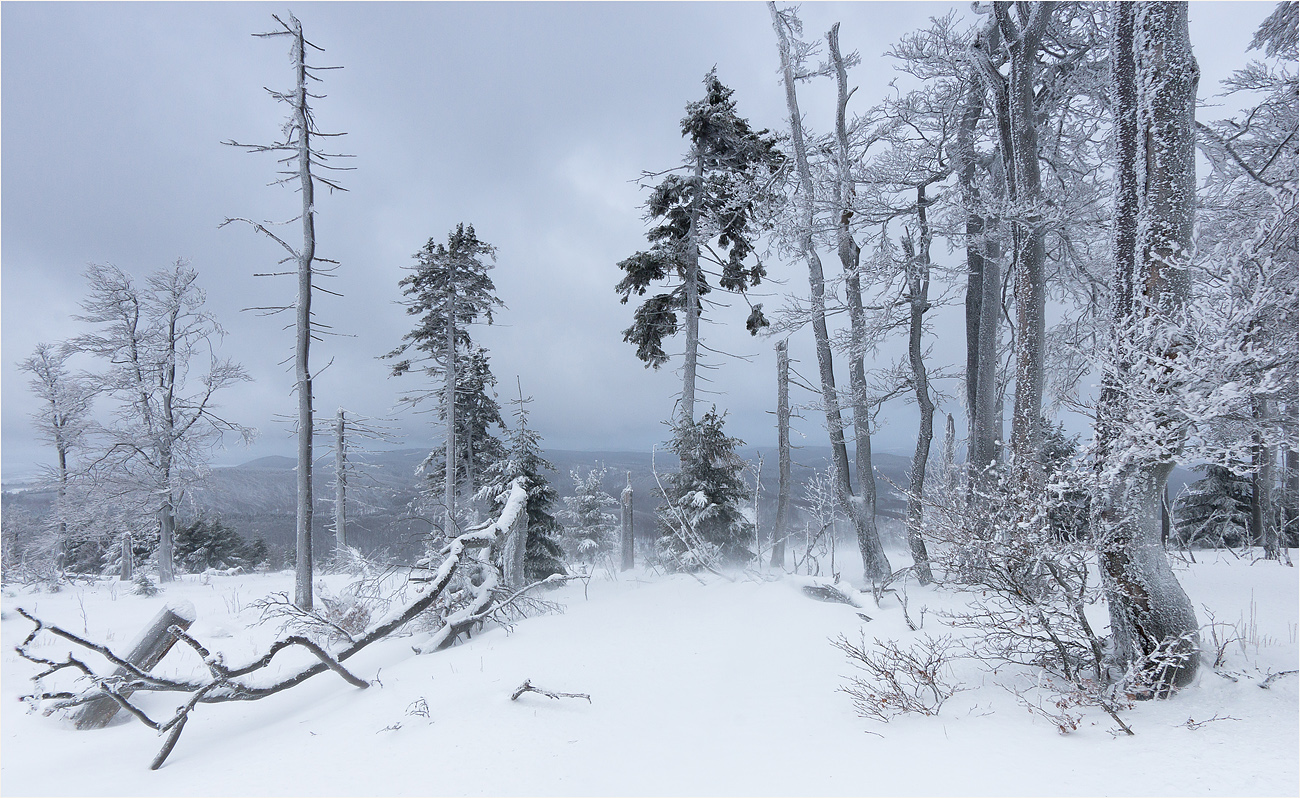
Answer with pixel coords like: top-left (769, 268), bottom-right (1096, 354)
top-left (615, 68), bottom-right (781, 426)
top-left (656, 408), bottom-right (754, 569)
top-left (477, 384), bottom-right (565, 581)
top-left (561, 466), bottom-right (619, 565)
top-left (386, 224), bottom-right (505, 541)
top-left (223, 12), bottom-right (350, 609)
top-left (1173, 465), bottom-right (1254, 549)
top-left (72, 262), bottom-right (251, 583)
top-left (414, 345), bottom-right (508, 522)
top-left (1093, 2), bottom-right (1201, 696)
top-left (17, 342), bottom-right (93, 575)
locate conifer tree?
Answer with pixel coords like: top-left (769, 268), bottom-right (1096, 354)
top-left (657, 408), bottom-right (754, 568)
top-left (1174, 465), bottom-right (1254, 549)
top-left (387, 224), bottom-right (504, 537)
top-left (615, 69), bottom-right (781, 426)
top-left (477, 382), bottom-right (566, 580)
top-left (561, 466), bottom-right (619, 563)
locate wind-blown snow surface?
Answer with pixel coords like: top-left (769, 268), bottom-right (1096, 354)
top-left (2, 552), bottom-right (1296, 796)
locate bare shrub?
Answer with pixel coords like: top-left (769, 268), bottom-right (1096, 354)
top-left (834, 633), bottom-right (961, 722)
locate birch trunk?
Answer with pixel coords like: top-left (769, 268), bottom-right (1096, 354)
top-left (291, 16), bottom-right (316, 610)
top-left (770, 4), bottom-right (891, 581)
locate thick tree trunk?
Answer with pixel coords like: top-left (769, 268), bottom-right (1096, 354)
top-left (770, 5), bottom-right (891, 582)
top-left (958, 36), bottom-right (1004, 481)
top-left (292, 17), bottom-right (315, 610)
top-left (158, 492), bottom-right (175, 583)
top-left (1252, 398), bottom-right (1276, 557)
top-left (997, 2), bottom-right (1049, 494)
top-left (1099, 1), bottom-right (1202, 695)
top-left (1285, 443), bottom-right (1298, 548)
top-left (770, 339), bottom-right (792, 568)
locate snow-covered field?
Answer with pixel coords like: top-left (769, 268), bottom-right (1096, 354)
top-left (2, 551), bottom-right (1296, 797)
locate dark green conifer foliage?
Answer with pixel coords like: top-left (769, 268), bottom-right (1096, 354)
top-left (657, 408), bottom-right (754, 567)
top-left (386, 224), bottom-right (506, 525)
top-left (174, 518), bottom-right (268, 572)
top-left (1174, 464), bottom-right (1254, 548)
top-left (479, 385), bottom-right (566, 580)
top-left (615, 70), bottom-right (781, 371)
top-left (419, 345), bottom-right (507, 497)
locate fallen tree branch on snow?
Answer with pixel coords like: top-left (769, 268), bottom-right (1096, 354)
top-left (15, 478), bottom-right (532, 771)
top-left (511, 679), bottom-right (591, 703)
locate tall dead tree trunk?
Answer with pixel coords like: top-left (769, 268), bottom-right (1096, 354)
top-left (334, 409), bottom-right (347, 553)
top-left (770, 3), bottom-right (891, 581)
top-left (284, 16), bottom-right (318, 609)
top-left (770, 339), bottom-right (792, 568)
top-left (1098, 1), bottom-right (1201, 695)
top-left (226, 14), bottom-right (350, 609)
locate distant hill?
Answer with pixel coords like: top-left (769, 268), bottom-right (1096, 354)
top-left (3, 444), bottom-right (1200, 564)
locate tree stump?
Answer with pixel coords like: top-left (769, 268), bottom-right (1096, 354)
top-left (73, 601), bottom-right (196, 730)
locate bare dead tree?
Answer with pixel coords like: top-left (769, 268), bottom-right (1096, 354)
top-left (223, 12), bottom-right (352, 609)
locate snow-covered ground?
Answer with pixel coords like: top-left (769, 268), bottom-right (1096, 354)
top-left (2, 551), bottom-right (1296, 797)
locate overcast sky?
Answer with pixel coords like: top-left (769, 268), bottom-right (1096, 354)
top-left (1, 1), bottom-right (1270, 481)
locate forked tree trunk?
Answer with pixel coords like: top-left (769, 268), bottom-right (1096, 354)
top-left (959, 27), bottom-right (1004, 481)
top-left (770, 3), bottom-right (891, 582)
